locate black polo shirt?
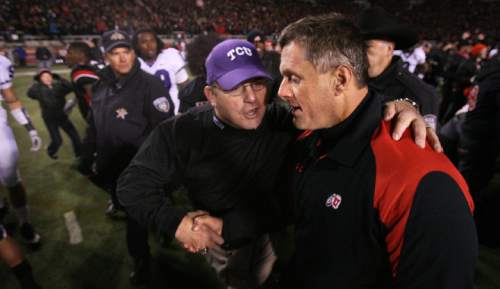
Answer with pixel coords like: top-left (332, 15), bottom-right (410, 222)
top-left (288, 91), bottom-right (477, 289)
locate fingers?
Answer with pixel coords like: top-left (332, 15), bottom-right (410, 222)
top-left (383, 102), bottom-right (397, 121)
top-left (176, 211), bottom-right (224, 254)
top-left (183, 243), bottom-right (197, 253)
top-left (192, 215), bottom-right (223, 235)
top-left (202, 225), bottom-right (225, 248)
top-left (182, 224), bottom-right (225, 253)
top-left (391, 111), bottom-right (416, 142)
top-left (186, 210), bottom-right (209, 219)
top-left (203, 225), bottom-right (224, 246)
top-left (410, 116), bottom-right (427, 149)
top-left (388, 100), bottom-right (427, 148)
top-left (426, 127), bottom-right (443, 152)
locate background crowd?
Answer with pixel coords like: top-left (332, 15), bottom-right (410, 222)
top-left (1, 1), bottom-right (500, 288)
top-left (0, 0), bottom-right (499, 41)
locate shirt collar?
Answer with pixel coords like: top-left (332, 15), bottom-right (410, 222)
top-left (318, 90), bottom-right (383, 167)
top-left (369, 56), bottom-right (401, 91)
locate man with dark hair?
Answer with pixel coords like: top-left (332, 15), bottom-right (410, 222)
top-left (278, 13), bottom-right (477, 289)
top-left (247, 30), bottom-right (283, 101)
top-left (178, 32), bottom-right (222, 113)
top-left (247, 30), bottom-right (281, 82)
top-left (66, 42), bottom-right (99, 122)
top-left (35, 47), bottom-right (52, 69)
top-left (440, 39), bottom-right (473, 123)
top-left (80, 30), bottom-right (174, 285)
top-left (133, 28), bottom-right (188, 114)
top-left (358, 6), bottom-right (439, 130)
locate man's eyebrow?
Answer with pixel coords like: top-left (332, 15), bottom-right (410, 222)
top-left (281, 69), bottom-right (294, 76)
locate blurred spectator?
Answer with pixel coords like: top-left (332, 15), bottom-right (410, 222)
top-left (35, 47), bottom-right (52, 69)
top-left (13, 47), bottom-right (26, 67)
top-left (247, 30), bottom-right (282, 101)
top-left (178, 32), bottom-right (222, 113)
top-left (459, 56), bottom-right (500, 197)
top-left (27, 70), bottom-right (81, 159)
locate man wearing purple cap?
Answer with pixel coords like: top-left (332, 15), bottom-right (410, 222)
top-left (117, 38), bottom-right (437, 288)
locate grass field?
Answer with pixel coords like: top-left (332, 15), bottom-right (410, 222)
top-left (1, 66), bottom-right (499, 289)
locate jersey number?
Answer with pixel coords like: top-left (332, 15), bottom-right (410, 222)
top-left (154, 69), bottom-right (171, 91)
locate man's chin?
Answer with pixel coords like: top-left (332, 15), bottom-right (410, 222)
top-left (292, 118), bottom-right (307, 130)
top-left (239, 117), bottom-right (263, 130)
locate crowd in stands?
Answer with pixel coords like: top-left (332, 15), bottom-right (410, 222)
top-left (1, 0), bottom-right (498, 41)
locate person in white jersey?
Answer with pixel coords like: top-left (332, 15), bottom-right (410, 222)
top-left (133, 28), bottom-right (189, 114)
top-left (0, 52), bottom-right (42, 246)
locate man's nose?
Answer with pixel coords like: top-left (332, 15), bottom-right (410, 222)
top-left (243, 84), bottom-right (257, 103)
top-left (278, 78), bottom-right (292, 102)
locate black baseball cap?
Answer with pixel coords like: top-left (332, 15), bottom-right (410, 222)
top-left (101, 30), bottom-right (132, 53)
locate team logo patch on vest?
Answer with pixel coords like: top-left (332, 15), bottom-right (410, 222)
top-left (326, 193), bottom-right (342, 210)
top-left (153, 97), bottom-right (170, 113)
top-left (116, 107), bottom-right (128, 119)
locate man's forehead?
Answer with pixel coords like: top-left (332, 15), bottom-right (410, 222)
top-left (138, 32), bottom-right (155, 40)
top-left (280, 42), bottom-right (308, 72)
top-left (108, 46), bottom-right (132, 54)
top-left (366, 39), bottom-right (395, 47)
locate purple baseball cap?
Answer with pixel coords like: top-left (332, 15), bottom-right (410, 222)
top-left (205, 39), bottom-right (272, 90)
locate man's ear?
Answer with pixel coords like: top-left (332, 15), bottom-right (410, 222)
top-left (331, 65), bottom-right (352, 95)
top-left (204, 85), bottom-right (216, 107)
top-left (386, 41), bottom-right (395, 55)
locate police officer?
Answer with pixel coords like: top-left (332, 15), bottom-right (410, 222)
top-left (79, 29), bottom-right (174, 285)
top-left (359, 6), bottom-right (440, 130)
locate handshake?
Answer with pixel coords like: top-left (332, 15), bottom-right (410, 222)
top-left (174, 210), bottom-right (224, 254)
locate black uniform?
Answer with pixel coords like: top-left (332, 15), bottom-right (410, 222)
top-left (27, 74), bottom-right (82, 157)
top-left (117, 103), bottom-right (294, 248)
top-left (460, 58), bottom-right (500, 195)
top-left (83, 60), bottom-right (174, 184)
top-left (369, 56), bottom-right (439, 128)
top-left (82, 59), bottom-right (173, 261)
top-left (70, 64), bottom-right (99, 122)
top-left (287, 91), bottom-right (477, 289)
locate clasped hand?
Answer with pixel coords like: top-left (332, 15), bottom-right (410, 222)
top-left (174, 210), bottom-right (224, 253)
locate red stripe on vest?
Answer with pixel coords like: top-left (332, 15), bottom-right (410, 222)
top-left (370, 121), bottom-right (473, 278)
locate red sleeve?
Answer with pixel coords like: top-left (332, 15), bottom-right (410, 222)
top-left (371, 121), bottom-right (475, 279)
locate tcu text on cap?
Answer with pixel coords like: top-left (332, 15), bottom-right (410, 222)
top-left (227, 46), bottom-right (253, 61)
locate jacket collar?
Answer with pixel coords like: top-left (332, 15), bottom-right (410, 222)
top-left (317, 90), bottom-right (383, 167)
top-left (368, 56), bottom-right (402, 91)
top-left (98, 59), bottom-right (141, 90)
